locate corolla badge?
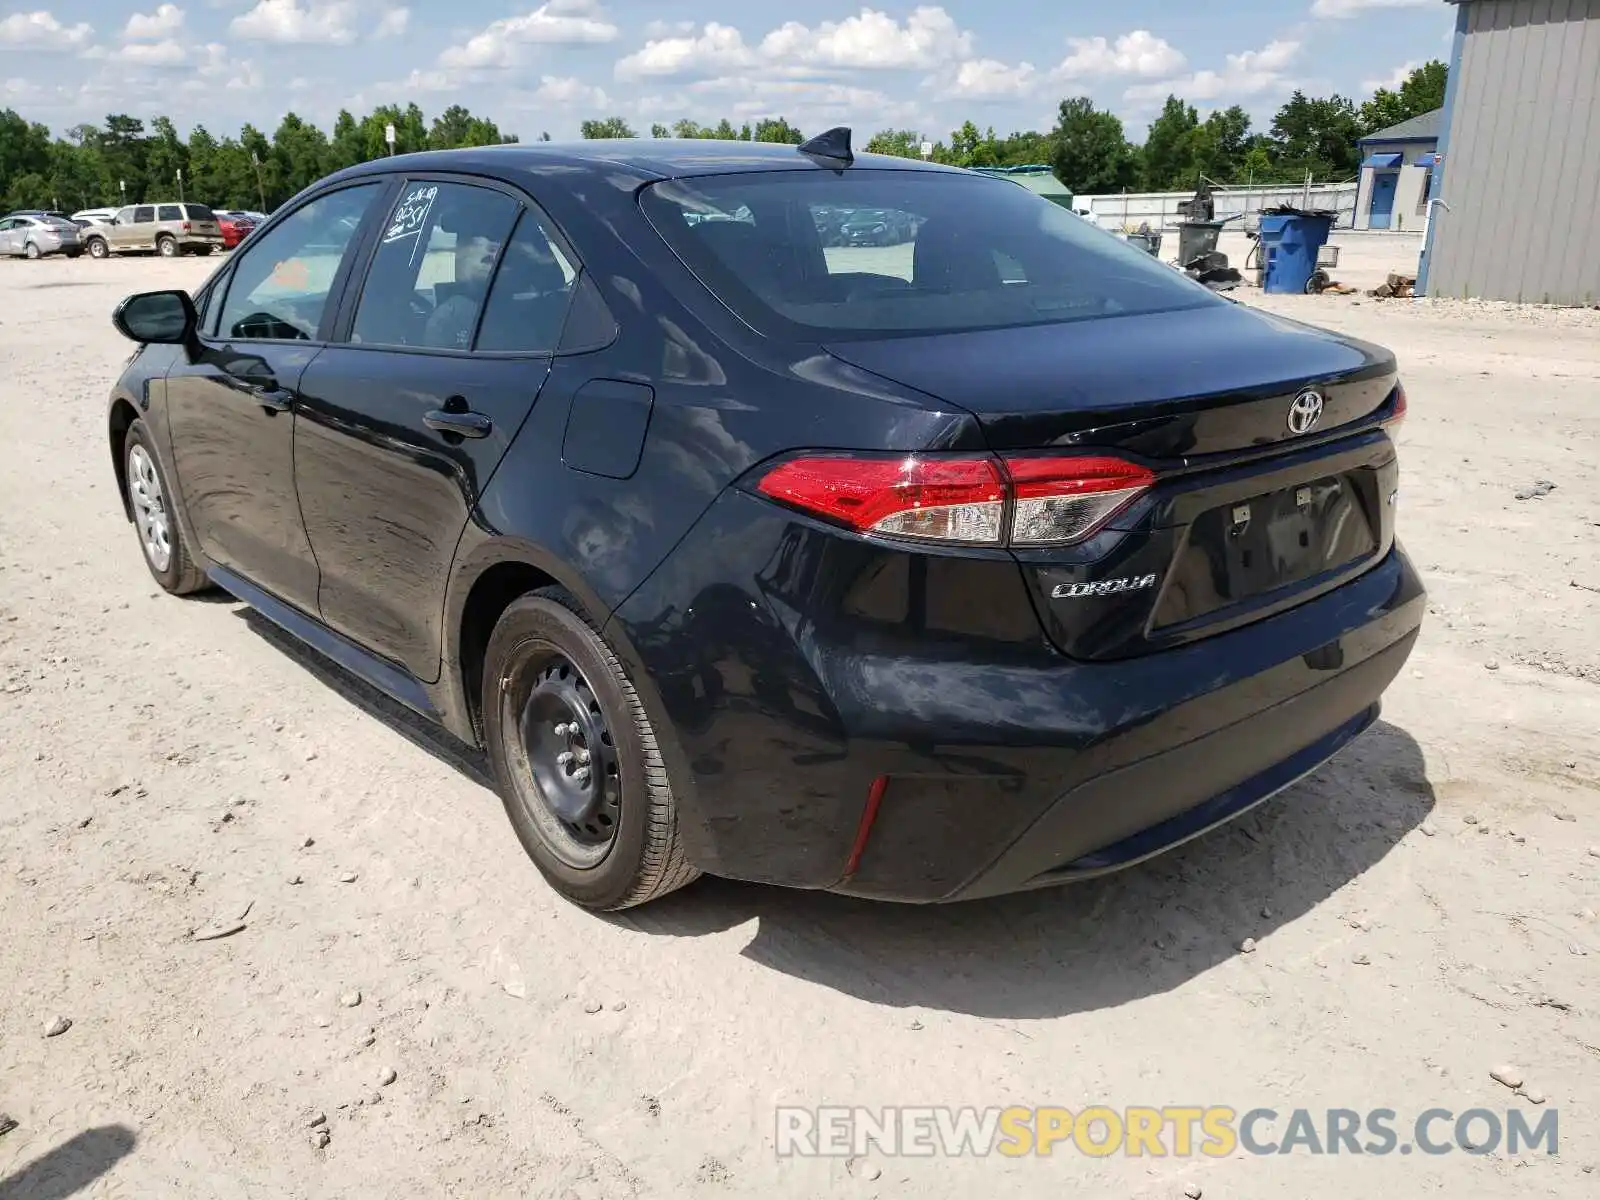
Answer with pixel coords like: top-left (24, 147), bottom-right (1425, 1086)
top-left (1287, 389), bottom-right (1325, 435)
top-left (1052, 574), bottom-right (1159, 599)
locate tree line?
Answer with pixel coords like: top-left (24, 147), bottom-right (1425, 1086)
top-left (1, 62), bottom-right (1444, 214)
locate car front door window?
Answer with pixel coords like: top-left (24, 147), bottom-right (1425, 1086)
top-left (216, 183), bottom-right (383, 342)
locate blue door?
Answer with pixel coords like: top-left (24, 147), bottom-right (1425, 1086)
top-left (1369, 171), bottom-right (1398, 230)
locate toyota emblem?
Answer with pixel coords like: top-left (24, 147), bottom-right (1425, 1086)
top-left (1287, 389), bottom-right (1325, 435)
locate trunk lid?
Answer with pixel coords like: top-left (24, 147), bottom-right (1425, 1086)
top-left (824, 304), bottom-right (1403, 661)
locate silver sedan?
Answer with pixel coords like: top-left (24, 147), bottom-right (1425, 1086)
top-left (0, 212), bottom-right (85, 260)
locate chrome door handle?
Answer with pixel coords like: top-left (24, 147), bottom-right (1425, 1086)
top-left (423, 410), bottom-right (492, 439)
top-left (247, 383), bottom-right (292, 413)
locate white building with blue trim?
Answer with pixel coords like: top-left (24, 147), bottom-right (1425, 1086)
top-left (1353, 109), bottom-right (1442, 233)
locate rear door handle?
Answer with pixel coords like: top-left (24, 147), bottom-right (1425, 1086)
top-left (246, 382), bottom-right (293, 413)
top-left (423, 409), bottom-right (492, 439)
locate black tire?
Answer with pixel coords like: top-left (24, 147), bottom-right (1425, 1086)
top-left (196, 245), bottom-right (214, 256)
top-left (123, 419), bottom-right (209, 595)
top-left (86, 237), bottom-right (108, 259)
top-left (482, 588), bottom-right (699, 910)
top-left (157, 235), bottom-right (177, 258)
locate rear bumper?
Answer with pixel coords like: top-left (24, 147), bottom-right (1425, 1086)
top-left (612, 488), bottom-right (1426, 902)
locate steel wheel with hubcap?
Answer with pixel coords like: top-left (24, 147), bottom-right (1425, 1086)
top-left (482, 588), bottom-right (699, 910)
top-left (88, 238), bottom-right (108, 259)
top-left (121, 419), bottom-right (210, 595)
top-left (128, 443), bottom-right (172, 573)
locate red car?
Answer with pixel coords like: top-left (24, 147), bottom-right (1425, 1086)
top-left (217, 213), bottom-right (256, 249)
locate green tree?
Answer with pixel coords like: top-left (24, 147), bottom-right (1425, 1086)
top-left (1142, 96), bottom-right (1199, 190)
top-left (1271, 91), bottom-right (1362, 179)
top-left (751, 117), bottom-right (804, 145)
top-left (429, 104), bottom-right (510, 149)
top-left (865, 128), bottom-right (924, 158)
top-left (1189, 105), bottom-right (1252, 184)
top-left (1049, 97), bottom-right (1137, 193)
top-left (650, 122), bottom-right (670, 138)
top-left (271, 112), bottom-right (331, 199)
top-left (1360, 60), bottom-right (1448, 134)
top-left (580, 117), bottom-right (636, 138)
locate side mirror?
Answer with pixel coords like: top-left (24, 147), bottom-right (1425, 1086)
top-left (113, 289), bottom-right (196, 345)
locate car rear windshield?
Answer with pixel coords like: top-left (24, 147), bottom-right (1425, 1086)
top-left (184, 204), bottom-right (217, 221)
top-left (639, 169), bottom-right (1220, 341)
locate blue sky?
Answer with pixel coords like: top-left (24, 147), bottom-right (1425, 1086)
top-left (0, 1), bottom-right (1456, 141)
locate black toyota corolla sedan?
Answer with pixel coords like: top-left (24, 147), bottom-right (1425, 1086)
top-left (105, 132), bottom-right (1423, 910)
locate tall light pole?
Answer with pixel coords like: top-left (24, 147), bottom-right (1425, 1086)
top-left (176, 167), bottom-right (184, 203)
top-left (251, 152), bottom-right (266, 214)
top-left (385, 123), bottom-right (396, 155)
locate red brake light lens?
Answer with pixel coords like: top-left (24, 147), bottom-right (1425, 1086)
top-left (1382, 381), bottom-right (1407, 433)
top-left (754, 453), bottom-right (1155, 547)
top-left (756, 456), bottom-right (1006, 543)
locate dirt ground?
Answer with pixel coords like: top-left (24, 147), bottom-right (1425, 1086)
top-left (1, 252), bottom-right (1597, 1200)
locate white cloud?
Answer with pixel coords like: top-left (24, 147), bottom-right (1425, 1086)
top-left (529, 74), bottom-right (609, 107)
top-left (948, 58), bottom-right (1037, 100)
top-left (124, 5), bottom-right (185, 39)
top-left (231, 0), bottom-right (358, 45)
top-left (759, 6), bottom-right (973, 69)
top-left (0, 10), bottom-right (94, 50)
top-left (1125, 39), bottom-right (1302, 103)
top-left (1363, 60), bottom-right (1418, 91)
top-left (615, 23), bottom-right (755, 80)
top-left (115, 38), bottom-right (188, 66)
top-left (617, 7), bottom-right (975, 81)
top-left (438, 1), bottom-right (619, 69)
top-left (1311, 0), bottom-right (1433, 17)
top-left (1058, 30), bottom-right (1185, 79)
top-left (372, 8), bottom-right (408, 39)
top-left (401, 67), bottom-right (456, 91)
top-left (642, 19), bottom-right (695, 39)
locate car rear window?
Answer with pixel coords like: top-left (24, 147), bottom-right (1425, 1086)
top-left (158, 205), bottom-right (182, 221)
top-left (185, 204), bottom-right (217, 222)
top-left (639, 169), bottom-right (1220, 341)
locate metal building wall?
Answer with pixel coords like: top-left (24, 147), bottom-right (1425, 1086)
top-left (1426, 0), bottom-right (1600, 305)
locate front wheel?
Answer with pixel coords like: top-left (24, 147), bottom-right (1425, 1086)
top-left (123, 420), bottom-right (209, 595)
top-left (481, 589), bottom-right (699, 910)
top-left (23, 242), bottom-right (40, 260)
top-left (157, 235), bottom-right (177, 258)
top-left (86, 238), bottom-right (109, 259)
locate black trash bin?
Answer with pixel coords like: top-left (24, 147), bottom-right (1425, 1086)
top-left (1175, 220), bottom-right (1225, 268)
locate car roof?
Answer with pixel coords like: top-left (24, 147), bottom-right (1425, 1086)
top-left (322, 137), bottom-right (965, 191)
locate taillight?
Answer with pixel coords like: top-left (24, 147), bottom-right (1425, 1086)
top-left (1382, 381), bottom-right (1407, 434)
top-left (1002, 455), bottom-right (1156, 545)
top-left (754, 453), bottom-right (1155, 547)
top-left (756, 455), bottom-right (1006, 543)
top-left (182, 221), bottom-right (191, 232)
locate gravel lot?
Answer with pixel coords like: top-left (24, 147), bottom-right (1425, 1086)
top-left (1, 253), bottom-right (1597, 1199)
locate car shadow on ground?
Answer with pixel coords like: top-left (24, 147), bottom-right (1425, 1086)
top-left (0, 1125), bottom-right (137, 1200)
top-left (615, 719), bottom-right (1436, 1019)
top-left (230, 604), bottom-right (1434, 1019)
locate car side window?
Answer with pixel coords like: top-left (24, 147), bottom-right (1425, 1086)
top-left (475, 210), bottom-right (578, 354)
top-left (215, 183), bottom-right (382, 343)
top-left (114, 207), bottom-right (136, 224)
top-left (158, 204), bottom-right (182, 222)
top-left (133, 206), bottom-right (155, 223)
top-left (350, 181), bottom-right (520, 352)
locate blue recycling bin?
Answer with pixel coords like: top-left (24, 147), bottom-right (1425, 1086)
top-left (1257, 212), bottom-right (1337, 294)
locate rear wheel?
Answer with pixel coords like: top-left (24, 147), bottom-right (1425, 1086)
top-left (123, 420), bottom-right (209, 595)
top-left (157, 235), bottom-right (177, 258)
top-left (86, 237), bottom-right (108, 259)
top-left (481, 588), bottom-right (699, 910)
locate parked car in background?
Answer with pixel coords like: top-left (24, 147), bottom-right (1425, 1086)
top-left (102, 136), bottom-right (1423, 913)
top-left (72, 207), bottom-right (119, 226)
top-left (82, 202), bottom-right (225, 259)
top-left (0, 211), bottom-right (84, 259)
top-left (214, 212), bottom-right (256, 249)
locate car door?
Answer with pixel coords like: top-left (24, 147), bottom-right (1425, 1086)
top-left (162, 179), bottom-right (390, 614)
top-left (109, 206), bottom-right (144, 250)
top-left (292, 176), bottom-right (573, 682)
top-left (0, 219), bottom-right (19, 255)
